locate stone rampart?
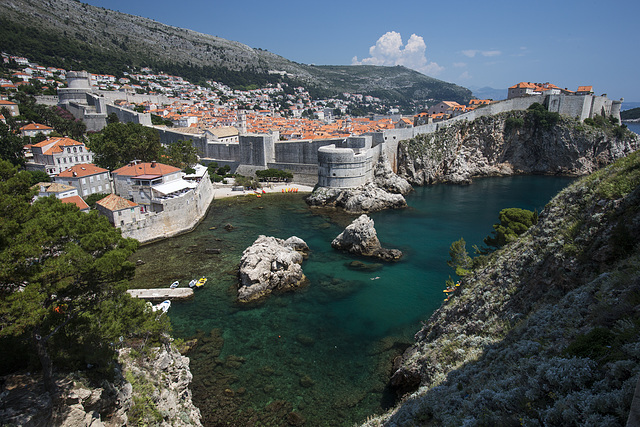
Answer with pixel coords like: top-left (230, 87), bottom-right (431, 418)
top-left (317, 145), bottom-right (375, 188)
top-left (105, 103), bottom-right (152, 126)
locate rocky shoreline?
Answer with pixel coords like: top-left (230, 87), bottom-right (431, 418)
top-left (0, 344), bottom-right (201, 426)
top-left (397, 111), bottom-right (640, 185)
top-left (362, 152), bottom-right (640, 425)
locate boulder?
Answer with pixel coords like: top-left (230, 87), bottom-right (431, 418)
top-left (306, 182), bottom-right (407, 213)
top-left (331, 215), bottom-right (402, 261)
top-left (237, 235), bottom-right (309, 302)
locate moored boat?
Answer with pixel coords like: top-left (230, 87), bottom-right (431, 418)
top-left (195, 277), bottom-right (207, 289)
top-left (152, 300), bottom-right (171, 313)
top-left (188, 279), bottom-right (197, 288)
top-left (170, 280), bottom-right (179, 288)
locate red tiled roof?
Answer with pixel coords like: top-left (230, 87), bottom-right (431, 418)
top-left (20, 123), bottom-right (53, 131)
top-left (57, 163), bottom-right (108, 178)
top-left (112, 162), bottom-right (181, 177)
top-left (60, 195), bottom-right (89, 211)
top-left (96, 193), bottom-right (138, 211)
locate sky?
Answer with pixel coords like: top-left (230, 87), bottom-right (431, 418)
top-left (82, 0), bottom-right (640, 101)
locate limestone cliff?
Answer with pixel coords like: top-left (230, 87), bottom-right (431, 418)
top-left (398, 111), bottom-right (640, 185)
top-left (363, 152), bottom-right (640, 425)
top-left (0, 344), bottom-right (201, 426)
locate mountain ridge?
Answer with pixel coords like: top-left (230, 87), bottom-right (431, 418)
top-left (0, 0), bottom-right (472, 106)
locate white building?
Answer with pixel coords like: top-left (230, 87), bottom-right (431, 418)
top-left (28, 137), bottom-right (94, 176)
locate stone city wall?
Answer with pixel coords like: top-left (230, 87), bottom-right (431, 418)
top-left (317, 144), bottom-right (376, 188)
top-left (121, 176), bottom-right (214, 243)
top-left (105, 104), bottom-right (152, 126)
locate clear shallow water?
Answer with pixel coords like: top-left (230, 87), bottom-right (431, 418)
top-left (129, 176), bottom-right (574, 426)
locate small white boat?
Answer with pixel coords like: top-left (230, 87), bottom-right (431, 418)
top-left (152, 300), bottom-right (171, 313)
top-left (188, 279), bottom-right (197, 288)
top-left (170, 280), bottom-right (179, 288)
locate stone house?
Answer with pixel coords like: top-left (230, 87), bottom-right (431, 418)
top-left (54, 163), bottom-right (112, 197)
top-left (32, 182), bottom-right (89, 212)
top-left (0, 100), bottom-right (19, 117)
top-left (96, 193), bottom-right (141, 227)
top-left (427, 101), bottom-right (464, 117)
top-left (20, 123), bottom-right (54, 138)
top-left (111, 161), bottom-right (183, 213)
top-left (28, 137), bottom-right (94, 176)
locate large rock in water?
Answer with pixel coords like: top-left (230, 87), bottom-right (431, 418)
top-left (306, 182), bottom-right (407, 213)
top-left (238, 235), bottom-right (309, 302)
top-left (331, 214), bottom-right (402, 261)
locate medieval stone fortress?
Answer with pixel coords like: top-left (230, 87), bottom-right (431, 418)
top-left (4, 54), bottom-right (621, 242)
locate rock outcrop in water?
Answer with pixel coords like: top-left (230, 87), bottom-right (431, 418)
top-left (238, 235), bottom-right (309, 302)
top-left (332, 214), bottom-right (402, 261)
top-left (362, 152), bottom-right (640, 426)
top-left (397, 111), bottom-right (640, 185)
top-left (306, 155), bottom-right (412, 213)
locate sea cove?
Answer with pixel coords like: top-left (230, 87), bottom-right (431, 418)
top-left (129, 175), bottom-right (575, 425)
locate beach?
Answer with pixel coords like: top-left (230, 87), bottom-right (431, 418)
top-left (211, 183), bottom-right (315, 199)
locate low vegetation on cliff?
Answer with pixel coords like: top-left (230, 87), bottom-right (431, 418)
top-left (364, 151), bottom-right (640, 425)
top-left (398, 104), bottom-right (639, 185)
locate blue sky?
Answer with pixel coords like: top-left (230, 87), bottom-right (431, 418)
top-left (84, 0), bottom-right (640, 101)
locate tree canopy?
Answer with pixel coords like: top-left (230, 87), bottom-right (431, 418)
top-left (483, 208), bottom-right (538, 250)
top-left (87, 122), bottom-right (199, 171)
top-left (87, 121), bottom-right (163, 170)
top-left (0, 160), bottom-right (169, 395)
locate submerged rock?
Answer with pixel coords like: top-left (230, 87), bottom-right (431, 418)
top-left (237, 235), bottom-right (309, 302)
top-left (331, 215), bottom-right (402, 261)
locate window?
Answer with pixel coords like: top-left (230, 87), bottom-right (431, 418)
top-left (81, 178), bottom-right (86, 184)
top-left (89, 176), bottom-right (94, 183)
top-left (63, 158), bottom-right (67, 163)
top-left (98, 185), bottom-right (102, 192)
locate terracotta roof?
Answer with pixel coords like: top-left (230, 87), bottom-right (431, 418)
top-left (96, 193), bottom-right (138, 211)
top-left (112, 162), bottom-right (181, 177)
top-left (60, 195), bottom-right (89, 211)
top-left (577, 86), bottom-right (593, 92)
top-left (57, 163), bottom-right (108, 178)
top-left (33, 182), bottom-right (76, 193)
top-left (31, 137), bottom-right (85, 155)
top-left (0, 100), bottom-right (17, 105)
top-left (20, 123), bottom-right (53, 131)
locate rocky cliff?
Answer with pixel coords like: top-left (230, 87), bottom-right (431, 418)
top-left (0, 344), bottom-right (201, 426)
top-left (362, 151), bottom-right (640, 425)
top-left (398, 111), bottom-right (640, 185)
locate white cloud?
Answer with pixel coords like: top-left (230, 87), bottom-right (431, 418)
top-left (453, 62), bottom-right (467, 68)
top-left (458, 71), bottom-right (472, 80)
top-left (352, 31), bottom-right (443, 76)
top-left (462, 49), bottom-right (502, 58)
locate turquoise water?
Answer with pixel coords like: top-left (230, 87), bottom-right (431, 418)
top-left (129, 175), bottom-right (575, 426)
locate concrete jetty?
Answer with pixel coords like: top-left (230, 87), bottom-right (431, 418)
top-left (127, 288), bottom-right (194, 301)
